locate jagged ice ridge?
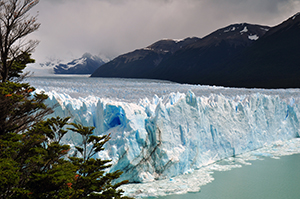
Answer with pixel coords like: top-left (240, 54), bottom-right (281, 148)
top-left (42, 88), bottom-right (300, 184)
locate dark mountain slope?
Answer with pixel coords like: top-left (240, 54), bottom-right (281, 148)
top-left (91, 37), bottom-right (200, 78)
top-left (215, 12), bottom-right (300, 88)
top-left (91, 13), bottom-right (300, 88)
top-left (150, 23), bottom-right (270, 84)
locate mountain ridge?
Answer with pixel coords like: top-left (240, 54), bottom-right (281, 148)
top-left (91, 13), bottom-right (300, 88)
top-left (91, 37), bottom-right (200, 78)
top-left (54, 53), bottom-right (106, 74)
top-left (214, 12), bottom-right (300, 88)
top-left (149, 23), bottom-right (270, 84)
top-left (91, 23), bottom-right (269, 82)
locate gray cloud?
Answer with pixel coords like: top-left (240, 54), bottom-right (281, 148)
top-left (28, 0), bottom-right (300, 63)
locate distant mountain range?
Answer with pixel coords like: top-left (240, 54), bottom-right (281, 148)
top-left (34, 53), bottom-right (107, 75)
top-left (53, 53), bottom-right (106, 74)
top-left (91, 13), bottom-right (300, 88)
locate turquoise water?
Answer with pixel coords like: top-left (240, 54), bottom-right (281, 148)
top-left (152, 154), bottom-right (300, 199)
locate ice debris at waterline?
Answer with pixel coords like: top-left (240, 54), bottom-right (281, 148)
top-left (122, 138), bottom-right (300, 198)
top-left (43, 89), bottom-right (300, 184)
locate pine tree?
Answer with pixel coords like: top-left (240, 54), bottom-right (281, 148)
top-left (67, 124), bottom-right (132, 199)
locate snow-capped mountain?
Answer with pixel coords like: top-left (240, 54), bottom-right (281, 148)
top-left (54, 53), bottom-right (106, 74)
top-left (25, 53), bottom-right (108, 76)
top-left (188, 23), bottom-right (269, 48)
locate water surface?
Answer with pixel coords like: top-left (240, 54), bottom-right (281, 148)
top-left (153, 154), bottom-right (300, 199)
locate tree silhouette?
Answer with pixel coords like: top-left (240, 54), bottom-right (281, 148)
top-left (0, 0), bottom-right (40, 82)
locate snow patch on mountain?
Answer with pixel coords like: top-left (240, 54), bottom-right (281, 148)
top-left (248, 34), bottom-right (259, 40)
top-left (173, 38), bottom-right (185, 43)
top-left (292, 12), bottom-right (300, 20)
top-left (260, 27), bottom-right (270, 31)
top-left (240, 26), bottom-right (248, 33)
top-left (60, 57), bottom-right (87, 70)
top-left (224, 27), bottom-right (236, 33)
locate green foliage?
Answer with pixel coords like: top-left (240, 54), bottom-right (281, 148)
top-left (0, 80), bottom-right (51, 136)
top-left (0, 80), bottom-right (133, 198)
top-left (0, 117), bottom-right (74, 198)
top-left (67, 123), bottom-right (131, 199)
top-left (0, 91), bottom-right (133, 198)
top-left (9, 52), bottom-right (35, 81)
top-left (0, 0), bottom-right (40, 82)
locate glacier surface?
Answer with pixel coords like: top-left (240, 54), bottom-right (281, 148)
top-left (29, 76), bottom-right (300, 197)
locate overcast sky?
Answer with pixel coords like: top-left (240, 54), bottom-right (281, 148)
top-left (28, 0), bottom-right (300, 63)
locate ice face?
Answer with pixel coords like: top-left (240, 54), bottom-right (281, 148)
top-left (42, 88), bottom-right (300, 185)
top-left (121, 138), bottom-right (300, 198)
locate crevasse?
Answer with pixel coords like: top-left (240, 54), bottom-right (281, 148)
top-left (45, 90), bottom-right (300, 183)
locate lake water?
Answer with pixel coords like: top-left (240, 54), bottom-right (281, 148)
top-left (151, 154), bottom-right (300, 199)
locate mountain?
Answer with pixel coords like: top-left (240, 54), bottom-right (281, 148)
top-left (54, 53), bottom-right (106, 74)
top-left (91, 23), bottom-right (269, 81)
top-left (149, 23), bottom-right (270, 84)
top-left (213, 12), bottom-right (300, 88)
top-left (91, 13), bottom-right (300, 88)
top-left (90, 37), bottom-right (200, 78)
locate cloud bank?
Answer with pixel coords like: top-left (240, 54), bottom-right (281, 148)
top-left (28, 0), bottom-right (300, 62)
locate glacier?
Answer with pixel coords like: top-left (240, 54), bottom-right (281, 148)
top-left (43, 90), bottom-right (299, 181)
top-left (29, 76), bottom-right (300, 197)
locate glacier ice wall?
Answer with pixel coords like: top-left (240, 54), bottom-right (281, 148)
top-left (45, 90), bottom-right (300, 183)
